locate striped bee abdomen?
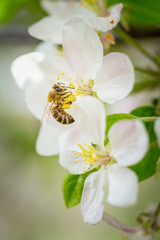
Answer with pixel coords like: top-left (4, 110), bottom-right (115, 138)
top-left (51, 105), bottom-right (75, 124)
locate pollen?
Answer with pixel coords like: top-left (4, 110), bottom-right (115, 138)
top-left (57, 76), bottom-right (60, 80)
top-left (110, 19), bottom-right (114, 24)
top-left (74, 152), bottom-right (77, 155)
top-left (69, 78), bottom-right (71, 81)
top-left (105, 33), bottom-right (115, 45)
top-left (62, 72), bottom-right (64, 76)
top-left (75, 160), bottom-right (79, 163)
top-left (74, 105), bottom-right (78, 108)
top-left (83, 170), bottom-right (86, 174)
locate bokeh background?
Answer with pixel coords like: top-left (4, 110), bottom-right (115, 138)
top-left (0, 0), bottom-right (160, 239)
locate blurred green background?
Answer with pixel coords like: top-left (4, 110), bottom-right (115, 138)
top-left (0, 0), bottom-right (160, 239)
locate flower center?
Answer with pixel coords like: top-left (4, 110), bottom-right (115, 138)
top-left (74, 143), bottom-right (114, 173)
top-left (49, 72), bottom-right (93, 110)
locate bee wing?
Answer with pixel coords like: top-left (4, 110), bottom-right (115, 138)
top-left (42, 102), bottom-right (53, 126)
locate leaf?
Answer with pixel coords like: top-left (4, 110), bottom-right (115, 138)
top-left (63, 169), bottom-right (97, 208)
top-left (129, 106), bottom-right (160, 181)
top-left (104, 113), bottom-right (136, 145)
top-left (0, 0), bottom-right (45, 23)
top-left (107, 0), bottom-right (160, 27)
top-left (132, 79), bottom-right (160, 94)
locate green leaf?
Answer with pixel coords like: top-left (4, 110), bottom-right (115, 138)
top-left (107, 0), bottom-right (160, 26)
top-left (132, 79), bottom-right (160, 94)
top-left (104, 113), bottom-right (137, 145)
top-left (0, 0), bottom-right (45, 23)
top-left (63, 169), bottom-right (97, 208)
top-left (130, 106), bottom-right (160, 181)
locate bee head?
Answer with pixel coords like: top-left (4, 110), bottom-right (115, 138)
top-left (53, 83), bottom-right (63, 92)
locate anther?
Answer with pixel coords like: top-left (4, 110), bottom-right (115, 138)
top-left (110, 19), bottom-right (114, 24)
top-left (74, 105), bottom-right (78, 108)
top-left (62, 72), bottom-right (64, 76)
top-left (75, 160), bottom-right (79, 163)
top-left (74, 152), bottom-right (77, 155)
top-left (57, 76), bottom-right (60, 80)
top-left (69, 78), bottom-right (71, 81)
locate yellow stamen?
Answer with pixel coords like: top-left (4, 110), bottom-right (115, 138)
top-left (74, 105), bottom-right (78, 108)
top-left (83, 170), bottom-right (86, 174)
top-left (75, 160), bottom-right (79, 163)
top-left (57, 76), bottom-right (60, 80)
top-left (74, 152), bottom-right (77, 155)
top-left (62, 72), bottom-right (64, 76)
top-left (69, 78), bottom-right (71, 81)
top-left (110, 19), bottom-right (114, 24)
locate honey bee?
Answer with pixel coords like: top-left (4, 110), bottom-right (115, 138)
top-left (42, 83), bottom-right (75, 125)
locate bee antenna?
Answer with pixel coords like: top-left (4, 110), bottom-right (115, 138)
top-left (58, 82), bottom-right (65, 85)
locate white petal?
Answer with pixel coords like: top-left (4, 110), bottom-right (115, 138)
top-left (11, 52), bottom-right (46, 90)
top-left (109, 120), bottom-right (149, 166)
top-left (42, 0), bottom-right (96, 19)
top-left (63, 16), bottom-right (103, 82)
top-left (76, 96), bottom-right (106, 146)
top-left (154, 118), bottom-right (160, 147)
top-left (89, 4), bottom-right (122, 32)
top-left (59, 128), bottom-right (92, 174)
top-left (81, 167), bottom-right (107, 224)
top-left (36, 116), bottom-right (78, 156)
top-left (35, 42), bottom-right (60, 55)
top-left (107, 164), bottom-right (138, 206)
top-left (93, 53), bottom-right (134, 104)
top-left (29, 16), bottom-right (65, 44)
top-left (25, 80), bottom-right (50, 120)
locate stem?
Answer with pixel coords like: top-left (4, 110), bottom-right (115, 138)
top-left (138, 116), bottom-right (158, 122)
top-left (135, 67), bottom-right (160, 77)
top-left (102, 212), bottom-right (141, 235)
top-left (114, 27), bottom-right (160, 68)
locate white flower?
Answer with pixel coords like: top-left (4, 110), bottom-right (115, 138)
top-left (11, 16), bottom-right (134, 156)
top-left (154, 118), bottom-right (160, 147)
top-left (62, 16), bottom-right (134, 104)
top-left (29, 0), bottom-right (122, 44)
top-left (59, 118), bottom-right (149, 224)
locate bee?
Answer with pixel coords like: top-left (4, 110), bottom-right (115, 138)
top-left (42, 83), bottom-right (75, 125)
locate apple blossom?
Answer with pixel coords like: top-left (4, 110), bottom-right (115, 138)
top-left (11, 16), bottom-right (134, 156)
top-left (59, 119), bottom-right (149, 224)
top-left (29, 0), bottom-right (122, 44)
top-left (62, 16), bottom-right (134, 104)
top-left (11, 42), bottom-right (107, 156)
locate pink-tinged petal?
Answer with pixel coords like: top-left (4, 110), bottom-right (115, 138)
top-left (29, 16), bottom-right (65, 44)
top-left (63, 16), bottom-right (103, 83)
top-left (89, 4), bottom-right (122, 32)
top-left (109, 120), bottom-right (149, 166)
top-left (107, 164), bottom-right (138, 206)
top-left (36, 116), bottom-right (78, 156)
top-left (11, 52), bottom-right (45, 90)
top-left (59, 128), bottom-right (92, 174)
top-left (81, 167), bottom-right (107, 224)
top-left (93, 53), bottom-right (134, 104)
top-left (76, 96), bottom-right (106, 146)
top-left (42, 0), bottom-right (96, 19)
